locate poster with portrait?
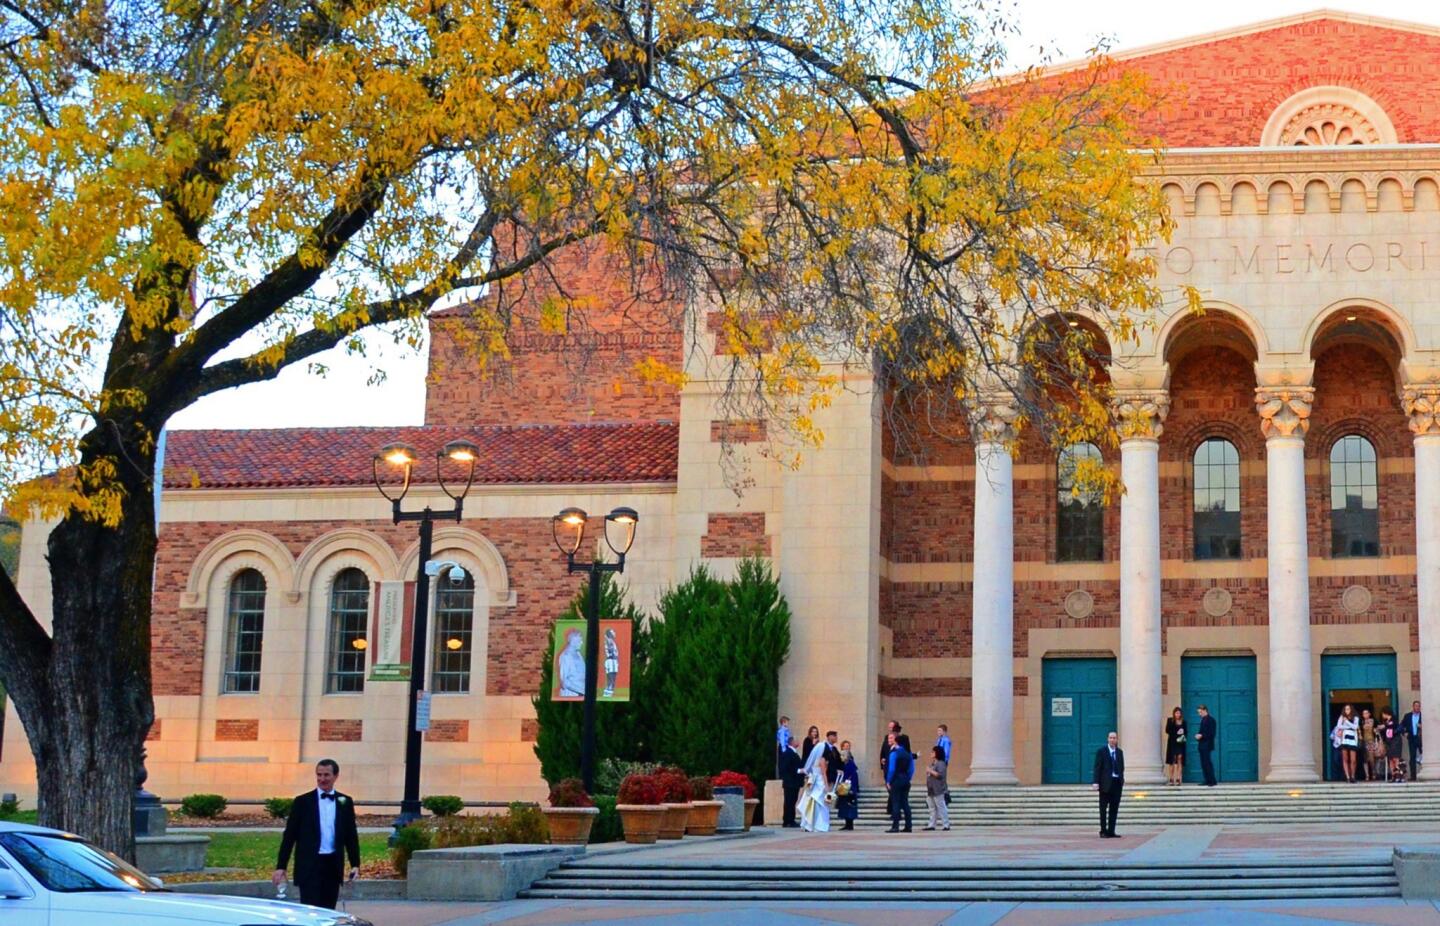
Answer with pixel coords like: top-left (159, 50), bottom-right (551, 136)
top-left (551, 619), bottom-right (632, 702)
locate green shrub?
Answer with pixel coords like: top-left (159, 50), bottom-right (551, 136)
top-left (501, 802), bottom-right (549, 844)
top-left (179, 793), bottom-right (227, 819)
top-left (0, 795), bottom-right (20, 817)
top-left (594, 759), bottom-right (657, 796)
top-left (263, 797), bottom-right (293, 820)
top-left (421, 795), bottom-right (464, 817)
top-left (590, 795), bottom-right (622, 843)
top-left (390, 822), bottom-right (433, 876)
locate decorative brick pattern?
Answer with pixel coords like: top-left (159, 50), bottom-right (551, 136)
top-left (425, 720), bottom-right (469, 743)
top-left (145, 720), bottom-right (162, 742)
top-left (700, 512), bottom-right (771, 558)
top-left (520, 719), bottom-right (540, 742)
top-left (710, 419), bottom-right (767, 443)
top-left (215, 719), bottom-right (259, 742)
top-left (879, 675), bottom-right (970, 697)
top-left (318, 719), bottom-right (363, 742)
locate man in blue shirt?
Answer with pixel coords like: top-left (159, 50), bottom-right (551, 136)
top-left (885, 731), bottom-right (914, 833)
top-left (776, 715), bottom-right (791, 778)
top-left (935, 724), bottom-right (952, 762)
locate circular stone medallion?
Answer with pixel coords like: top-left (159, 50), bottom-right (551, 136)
top-left (1202, 587), bottom-right (1233, 618)
top-left (1341, 585), bottom-right (1373, 616)
top-left (1064, 589), bottom-right (1095, 620)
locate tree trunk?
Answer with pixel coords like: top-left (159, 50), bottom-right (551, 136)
top-left (10, 454), bottom-right (157, 860)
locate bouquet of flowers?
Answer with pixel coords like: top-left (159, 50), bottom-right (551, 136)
top-left (835, 779), bottom-right (851, 797)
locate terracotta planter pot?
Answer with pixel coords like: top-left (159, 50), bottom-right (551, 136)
top-left (743, 798), bottom-right (759, 831)
top-left (615, 804), bottom-right (666, 844)
top-left (684, 800), bottom-right (724, 836)
top-left (658, 802), bottom-right (691, 839)
top-left (543, 806), bottom-right (600, 845)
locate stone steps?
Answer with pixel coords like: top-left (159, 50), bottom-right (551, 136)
top-left (524, 859), bottom-right (1398, 902)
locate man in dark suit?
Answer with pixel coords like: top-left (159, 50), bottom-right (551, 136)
top-left (779, 739), bottom-right (804, 827)
top-left (879, 720), bottom-right (899, 815)
top-left (1091, 731), bottom-right (1124, 838)
top-left (272, 759), bottom-right (362, 909)
top-left (822, 730), bottom-right (843, 785)
top-left (1403, 700), bottom-right (1422, 777)
top-left (1196, 705), bottom-right (1219, 787)
top-left (885, 731), bottom-right (914, 833)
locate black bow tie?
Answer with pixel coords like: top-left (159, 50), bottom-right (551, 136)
top-left (321, 792), bottom-right (336, 801)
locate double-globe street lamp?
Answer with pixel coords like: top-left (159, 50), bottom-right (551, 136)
top-left (373, 438), bottom-right (479, 826)
top-left (551, 506), bottom-right (639, 793)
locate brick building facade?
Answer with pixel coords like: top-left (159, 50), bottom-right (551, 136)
top-left (6, 10), bottom-right (1440, 799)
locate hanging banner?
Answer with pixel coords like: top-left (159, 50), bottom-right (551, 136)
top-left (370, 580), bottom-right (412, 681)
top-left (551, 619), bottom-right (633, 702)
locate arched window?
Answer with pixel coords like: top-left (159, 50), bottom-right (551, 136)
top-left (1330, 435), bottom-right (1379, 557)
top-left (432, 570), bottom-right (476, 693)
top-left (326, 568), bottom-right (370, 693)
top-left (1193, 438), bottom-right (1241, 560)
top-left (222, 568), bottom-right (266, 693)
top-left (1056, 443), bottom-right (1104, 562)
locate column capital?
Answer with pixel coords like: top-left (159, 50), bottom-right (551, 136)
top-left (1110, 391), bottom-right (1170, 441)
top-left (1255, 385), bottom-right (1315, 440)
top-left (1402, 383), bottom-right (1440, 437)
top-left (968, 394), bottom-right (1019, 446)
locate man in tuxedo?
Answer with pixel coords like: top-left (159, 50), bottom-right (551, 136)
top-left (272, 759), bottom-right (362, 909)
top-left (1196, 705), bottom-right (1219, 787)
top-left (1403, 700), bottom-right (1423, 777)
top-left (1091, 731), bottom-right (1124, 838)
top-left (779, 738), bottom-right (804, 827)
top-left (822, 730), bottom-right (843, 785)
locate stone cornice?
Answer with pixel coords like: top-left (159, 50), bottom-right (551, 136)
top-left (1255, 386), bottom-right (1315, 440)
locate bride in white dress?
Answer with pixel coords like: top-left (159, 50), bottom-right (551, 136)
top-left (796, 741), bottom-right (831, 832)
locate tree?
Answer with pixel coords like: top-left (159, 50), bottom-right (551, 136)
top-left (0, 0), bottom-right (1171, 853)
top-left (532, 568), bottom-right (653, 785)
top-left (648, 559), bottom-right (790, 787)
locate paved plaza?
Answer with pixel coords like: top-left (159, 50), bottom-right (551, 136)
top-left (333, 823), bottom-right (1440, 924)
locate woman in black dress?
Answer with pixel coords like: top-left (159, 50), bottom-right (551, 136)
top-left (1164, 707), bottom-right (1187, 786)
top-left (802, 725), bottom-right (820, 764)
top-left (1380, 709), bottom-right (1404, 781)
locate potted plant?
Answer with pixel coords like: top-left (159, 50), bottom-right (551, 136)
top-left (653, 767), bottom-right (693, 839)
top-left (543, 778), bottom-right (600, 845)
top-left (684, 776), bottom-right (723, 836)
top-left (713, 770), bottom-right (759, 831)
top-left (615, 774), bottom-right (666, 844)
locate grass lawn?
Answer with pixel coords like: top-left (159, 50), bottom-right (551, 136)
top-left (0, 810), bottom-right (38, 824)
top-left (201, 831), bottom-right (392, 877)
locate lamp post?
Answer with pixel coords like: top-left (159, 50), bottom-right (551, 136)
top-left (373, 438), bottom-right (479, 826)
top-left (552, 506), bottom-right (639, 793)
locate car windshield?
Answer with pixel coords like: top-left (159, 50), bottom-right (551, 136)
top-left (0, 832), bottom-right (164, 893)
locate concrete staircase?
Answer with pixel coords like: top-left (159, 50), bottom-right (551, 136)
top-left (523, 857), bottom-right (1398, 902)
top-left (855, 780), bottom-right (1440, 827)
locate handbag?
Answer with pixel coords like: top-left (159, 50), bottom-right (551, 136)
top-left (943, 788), bottom-right (951, 806)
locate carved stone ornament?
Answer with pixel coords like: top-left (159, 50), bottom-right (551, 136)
top-left (1063, 589), bottom-right (1095, 620)
top-left (1110, 392), bottom-right (1170, 441)
top-left (1341, 584), bottom-right (1373, 616)
top-left (1280, 104), bottom-right (1381, 147)
top-left (1202, 587), bottom-right (1233, 618)
top-left (969, 396), bottom-right (1019, 446)
top-left (1255, 386), bottom-right (1314, 440)
top-left (1403, 385), bottom-right (1440, 437)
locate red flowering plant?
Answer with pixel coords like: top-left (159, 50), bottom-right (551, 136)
top-left (688, 776), bottom-right (715, 800)
top-left (547, 778), bottom-right (595, 809)
top-left (711, 770), bottom-right (757, 799)
top-left (652, 768), bottom-right (694, 803)
top-left (616, 774), bottom-right (664, 806)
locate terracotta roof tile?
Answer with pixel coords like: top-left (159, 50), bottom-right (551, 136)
top-left (162, 421), bottom-right (678, 489)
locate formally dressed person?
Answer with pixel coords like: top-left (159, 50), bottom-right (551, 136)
top-left (924, 745), bottom-right (950, 831)
top-left (272, 760), bottom-right (361, 909)
top-left (1091, 731), bottom-right (1124, 838)
top-left (1402, 700), bottom-right (1422, 778)
top-left (1333, 704), bottom-right (1360, 783)
top-left (796, 735), bottom-right (831, 832)
top-left (885, 731), bottom-right (914, 833)
top-left (1164, 707), bottom-right (1187, 787)
top-left (801, 725), bottom-right (820, 764)
top-left (836, 740), bottom-right (860, 831)
top-left (779, 739), bottom-right (804, 827)
top-left (822, 731), bottom-right (843, 785)
top-left (1196, 705), bottom-right (1218, 787)
top-left (1380, 708), bottom-right (1404, 781)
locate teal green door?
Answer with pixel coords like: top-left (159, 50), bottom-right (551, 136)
top-left (1181, 655), bottom-right (1259, 783)
top-left (1042, 657), bottom-right (1117, 783)
top-left (1321, 653), bottom-right (1398, 781)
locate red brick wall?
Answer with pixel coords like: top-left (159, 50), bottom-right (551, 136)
top-left (710, 419), bottom-right (767, 443)
top-left (425, 720), bottom-right (469, 743)
top-left (520, 718), bottom-right (539, 742)
top-left (318, 719), bottom-right (363, 742)
top-left (700, 512), bottom-right (770, 558)
top-left (215, 719), bottom-right (258, 741)
top-left (146, 720), bottom-right (162, 742)
top-left (153, 516), bottom-right (576, 699)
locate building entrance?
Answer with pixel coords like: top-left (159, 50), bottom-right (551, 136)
top-left (1041, 657), bottom-right (1116, 783)
top-left (1321, 652), bottom-right (1398, 781)
top-left (1180, 655), bottom-right (1259, 783)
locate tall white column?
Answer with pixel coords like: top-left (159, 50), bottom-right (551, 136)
top-left (1256, 386), bottom-right (1319, 782)
top-left (1404, 386), bottom-right (1440, 780)
top-left (1113, 393), bottom-right (1169, 784)
top-left (968, 397), bottom-right (1018, 785)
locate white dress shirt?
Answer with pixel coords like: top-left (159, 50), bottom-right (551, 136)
top-left (317, 789), bottom-right (337, 854)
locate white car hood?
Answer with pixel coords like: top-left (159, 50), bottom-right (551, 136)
top-left (50, 890), bottom-right (361, 924)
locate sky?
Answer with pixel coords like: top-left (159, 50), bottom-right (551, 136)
top-left (166, 1), bottom-right (1440, 433)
